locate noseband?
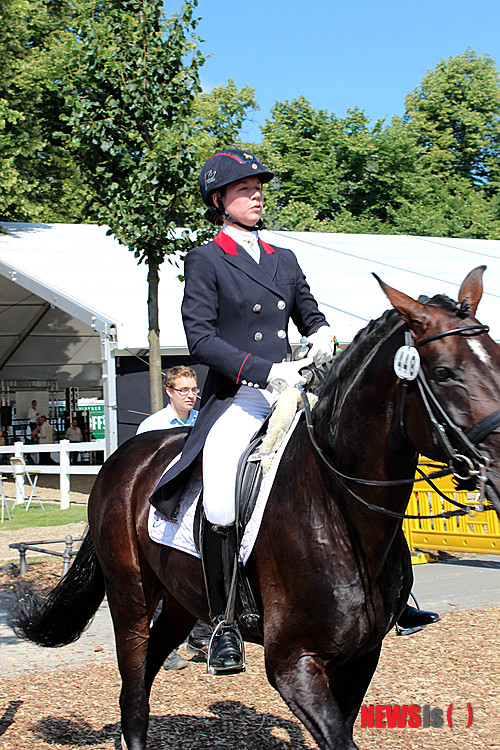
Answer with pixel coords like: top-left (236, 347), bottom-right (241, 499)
top-left (302, 323), bottom-right (500, 519)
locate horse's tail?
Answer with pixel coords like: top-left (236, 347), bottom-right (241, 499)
top-left (9, 531), bottom-right (105, 647)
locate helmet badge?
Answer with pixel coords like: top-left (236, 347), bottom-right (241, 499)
top-left (204, 169), bottom-right (217, 187)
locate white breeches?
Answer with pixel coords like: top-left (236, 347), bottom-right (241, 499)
top-left (202, 386), bottom-right (275, 526)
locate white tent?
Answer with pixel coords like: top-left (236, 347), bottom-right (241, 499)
top-left (1, 222), bottom-right (499, 452)
top-left (263, 230), bottom-right (500, 344)
top-left (2, 222), bottom-right (499, 349)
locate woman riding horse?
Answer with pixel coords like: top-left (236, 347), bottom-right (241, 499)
top-left (150, 148), bottom-right (437, 672)
top-left (150, 148), bottom-right (337, 672)
top-left (12, 266), bottom-right (500, 750)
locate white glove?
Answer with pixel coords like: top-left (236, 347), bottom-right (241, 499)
top-left (307, 327), bottom-right (336, 365)
top-left (267, 357), bottom-right (314, 391)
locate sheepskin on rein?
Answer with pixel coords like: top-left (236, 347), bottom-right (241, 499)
top-left (259, 387), bottom-right (318, 474)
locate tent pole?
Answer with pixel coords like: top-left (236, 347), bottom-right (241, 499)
top-left (101, 330), bottom-right (118, 458)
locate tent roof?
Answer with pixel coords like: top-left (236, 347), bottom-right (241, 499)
top-left (266, 230), bottom-right (500, 343)
top-left (0, 223), bottom-right (499, 389)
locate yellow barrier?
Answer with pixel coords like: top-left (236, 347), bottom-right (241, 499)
top-left (403, 465), bottom-right (500, 555)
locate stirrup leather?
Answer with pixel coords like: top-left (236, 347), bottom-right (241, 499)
top-left (200, 520), bottom-right (245, 674)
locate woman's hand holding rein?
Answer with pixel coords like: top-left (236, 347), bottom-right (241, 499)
top-left (267, 357), bottom-right (314, 391)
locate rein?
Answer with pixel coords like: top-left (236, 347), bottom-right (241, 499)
top-left (301, 323), bottom-right (499, 520)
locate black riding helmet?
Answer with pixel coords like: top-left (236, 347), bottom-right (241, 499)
top-left (199, 148), bottom-right (274, 230)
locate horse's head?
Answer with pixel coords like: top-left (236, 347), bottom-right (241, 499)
top-left (374, 266), bottom-right (500, 516)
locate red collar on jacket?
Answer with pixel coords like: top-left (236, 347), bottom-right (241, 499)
top-left (214, 230), bottom-right (274, 256)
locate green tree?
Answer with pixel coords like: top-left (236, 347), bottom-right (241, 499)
top-left (337, 112), bottom-right (427, 231)
top-left (260, 96), bottom-right (341, 229)
top-left (192, 78), bottom-right (258, 155)
top-left (260, 99), bottom-right (422, 233)
top-left (262, 64), bottom-right (500, 238)
top-left (390, 174), bottom-right (500, 238)
top-left (404, 48), bottom-right (500, 189)
top-left (62, 0), bottom-right (204, 410)
top-left (0, 0), bottom-right (89, 222)
top-left (401, 49), bottom-right (500, 238)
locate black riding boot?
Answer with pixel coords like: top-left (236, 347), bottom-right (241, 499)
top-left (200, 521), bottom-right (244, 674)
top-left (396, 604), bottom-right (440, 636)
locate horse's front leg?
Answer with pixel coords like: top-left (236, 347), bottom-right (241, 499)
top-left (265, 646), bottom-right (360, 750)
top-left (327, 644), bottom-right (382, 735)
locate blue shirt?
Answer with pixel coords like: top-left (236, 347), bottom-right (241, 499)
top-left (136, 403), bottom-right (198, 434)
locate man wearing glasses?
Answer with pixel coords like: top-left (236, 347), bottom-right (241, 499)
top-left (137, 366), bottom-right (199, 434)
top-left (137, 365), bottom-right (211, 668)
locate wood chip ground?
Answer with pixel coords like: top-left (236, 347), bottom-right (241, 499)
top-left (1, 560), bottom-right (498, 749)
top-left (1, 476), bottom-right (499, 748)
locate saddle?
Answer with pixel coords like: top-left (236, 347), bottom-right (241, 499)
top-left (234, 428), bottom-right (269, 639)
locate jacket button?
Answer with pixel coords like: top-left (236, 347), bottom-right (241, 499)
top-left (247, 382), bottom-right (254, 387)
top-left (277, 300), bottom-right (286, 310)
top-left (277, 330), bottom-right (286, 339)
top-left (253, 383), bottom-right (260, 388)
top-left (253, 303), bottom-right (262, 313)
top-left (254, 332), bottom-right (263, 341)
top-left (241, 380), bottom-right (248, 385)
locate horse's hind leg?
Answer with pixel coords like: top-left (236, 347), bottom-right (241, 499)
top-left (265, 649), bottom-right (360, 750)
top-left (107, 580), bottom-right (196, 750)
top-left (145, 595), bottom-right (197, 690)
top-left (105, 582), bottom-right (152, 750)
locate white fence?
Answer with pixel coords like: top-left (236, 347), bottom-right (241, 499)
top-left (0, 440), bottom-right (105, 510)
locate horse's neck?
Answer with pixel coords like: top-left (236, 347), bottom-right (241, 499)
top-left (314, 334), bottom-right (418, 566)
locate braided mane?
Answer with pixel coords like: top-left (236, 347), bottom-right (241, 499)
top-left (314, 291), bottom-right (463, 423)
top-left (314, 308), bottom-right (400, 422)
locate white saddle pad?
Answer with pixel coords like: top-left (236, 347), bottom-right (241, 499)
top-left (148, 410), bottom-right (302, 565)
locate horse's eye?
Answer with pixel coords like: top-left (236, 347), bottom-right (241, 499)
top-left (433, 366), bottom-right (454, 382)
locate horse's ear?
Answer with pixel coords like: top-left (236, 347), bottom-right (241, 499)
top-left (372, 273), bottom-right (427, 328)
top-left (458, 265), bottom-right (486, 315)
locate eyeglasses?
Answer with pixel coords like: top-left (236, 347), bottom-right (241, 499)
top-left (169, 387), bottom-right (200, 397)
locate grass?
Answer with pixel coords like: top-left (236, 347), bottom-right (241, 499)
top-left (1, 501), bottom-right (88, 530)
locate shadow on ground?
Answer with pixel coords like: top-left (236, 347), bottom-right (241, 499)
top-left (34, 700), bottom-right (309, 749)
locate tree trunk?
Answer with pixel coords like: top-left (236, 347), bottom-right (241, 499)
top-left (147, 263), bottom-right (163, 414)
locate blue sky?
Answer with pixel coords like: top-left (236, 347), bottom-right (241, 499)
top-left (171, 0), bottom-right (500, 143)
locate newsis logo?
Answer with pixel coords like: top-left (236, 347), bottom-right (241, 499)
top-left (360, 703), bottom-right (473, 729)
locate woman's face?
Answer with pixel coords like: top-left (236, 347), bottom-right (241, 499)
top-left (215, 176), bottom-right (263, 229)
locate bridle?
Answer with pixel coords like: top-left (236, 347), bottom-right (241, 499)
top-left (404, 325), bottom-right (500, 481)
top-left (302, 323), bottom-right (500, 520)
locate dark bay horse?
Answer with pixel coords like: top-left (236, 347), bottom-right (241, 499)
top-left (11, 267), bottom-right (500, 750)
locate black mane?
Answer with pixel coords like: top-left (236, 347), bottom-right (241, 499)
top-left (315, 307), bottom-right (400, 419)
top-left (314, 291), bottom-right (464, 423)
